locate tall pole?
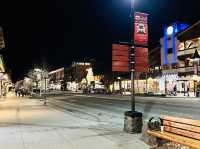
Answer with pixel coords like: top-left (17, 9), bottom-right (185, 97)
top-left (44, 77), bottom-right (47, 105)
top-left (130, 0), bottom-right (135, 112)
top-left (0, 79), bottom-right (2, 98)
top-left (146, 73), bottom-right (148, 93)
top-left (165, 75), bottom-right (167, 95)
top-left (124, 0), bottom-right (143, 134)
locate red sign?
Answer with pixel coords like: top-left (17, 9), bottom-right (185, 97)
top-left (112, 44), bottom-right (129, 72)
top-left (134, 12), bottom-right (148, 46)
top-left (135, 47), bottom-right (149, 72)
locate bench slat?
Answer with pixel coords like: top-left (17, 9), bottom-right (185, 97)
top-left (163, 120), bottom-right (200, 133)
top-left (164, 126), bottom-right (200, 140)
top-left (147, 130), bottom-right (200, 149)
top-left (161, 115), bottom-right (200, 127)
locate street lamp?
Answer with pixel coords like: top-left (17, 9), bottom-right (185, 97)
top-left (43, 71), bottom-right (48, 105)
top-left (123, 0), bottom-right (143, 134)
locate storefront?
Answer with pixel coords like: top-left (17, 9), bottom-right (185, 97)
top-left (111, 78), bottom-right (160, 94)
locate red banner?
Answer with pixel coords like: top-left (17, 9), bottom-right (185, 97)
top-left (135, 47), bottom-right (149, 72)
top-left (134, 12), bottom-right (148, 46)
top-left (112, 44), bottom-right (129, 72)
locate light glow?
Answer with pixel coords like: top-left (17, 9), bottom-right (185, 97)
top-left (167, 26), bottom-right (174, 35)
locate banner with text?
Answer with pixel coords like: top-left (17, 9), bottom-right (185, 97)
top-left (112, 44), bottom-right (129, 72)
top-left (134, 12), bottom-right (148, 46)
top-left (135, 47), bottom-right (148, 72)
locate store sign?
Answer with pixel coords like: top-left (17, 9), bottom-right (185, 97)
top-left (134, 12), bottom-right (148, 46)
top-left (112, 44), bottom-right (129, 72)
top-left (135, 47), bottom-right (148, 72)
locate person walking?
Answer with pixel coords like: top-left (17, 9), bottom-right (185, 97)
top-left (173, 85), bottom-right (177, 96)
top-left (187, 86), bottom-right (190, 97)
top-left (15, 89), bottom-right (18, 97)
top-left (18, 89), bottom-right (21, 97)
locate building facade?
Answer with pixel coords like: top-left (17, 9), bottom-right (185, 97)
top-left (161, 21), bottom-right (200, 96)
top-left (48, 67), bottom-right (64, 90)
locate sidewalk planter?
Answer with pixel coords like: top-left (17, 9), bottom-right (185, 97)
top-left (124, 111), bottom-right (143, 134)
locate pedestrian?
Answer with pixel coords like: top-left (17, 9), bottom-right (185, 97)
top-left (15, 89), bottom-right (18, 97)
top-left (187, 86), bottom-right (190, 97)
top-left (21, 88), bottom-right (25, 97)
top-left (18, 89), bottom-right (21, 97)
top-left (173, 85), bottom-right (177, 96)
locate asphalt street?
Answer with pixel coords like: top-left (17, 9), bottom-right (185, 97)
top-left (47, 92), bottom-right (200, 124)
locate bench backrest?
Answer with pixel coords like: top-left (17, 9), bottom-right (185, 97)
top-left (161, 115), bottom-right (200, 140)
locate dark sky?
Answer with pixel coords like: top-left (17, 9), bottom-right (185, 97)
top-left (0, 0), bottom-right (200, 81)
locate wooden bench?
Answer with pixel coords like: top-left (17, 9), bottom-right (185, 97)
top-left (147, 115), bottom-right (200, 149)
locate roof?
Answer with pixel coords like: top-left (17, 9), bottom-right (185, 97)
top-left (177, 20), bottom-right (200, 41)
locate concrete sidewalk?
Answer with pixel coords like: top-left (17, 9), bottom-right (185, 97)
top-left (0, 93), bottom-right (149, 149)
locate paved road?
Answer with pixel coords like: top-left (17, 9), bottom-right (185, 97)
top-left (47, 92), bottom-right (200, 123)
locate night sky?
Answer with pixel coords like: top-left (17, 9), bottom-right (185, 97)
top-left (0, 0), bottom-right (200, 82)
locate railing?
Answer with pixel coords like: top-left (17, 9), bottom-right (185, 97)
top-left (162, 66), bottom-right (200, 73)
top-left (177, 48), bottom-right (196, 57)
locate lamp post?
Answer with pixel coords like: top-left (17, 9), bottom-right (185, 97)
top-left (130, 0), bottom-right (135, 111)
top-left (191, 49), bottom-right (200, 97)
top-left (43, 72), bottom-right (48, 105)
top-left (123, 0), bottom-right (143, 134)
top-left (0, 72), bottom-right (4, 97)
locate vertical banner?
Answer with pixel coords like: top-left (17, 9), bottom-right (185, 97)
top-left (135, 47), bottom-right (148, 72)
top-left (112, 44), bottom-right (129, 72)
top-left (134, 12), bottom-right (148, 46)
